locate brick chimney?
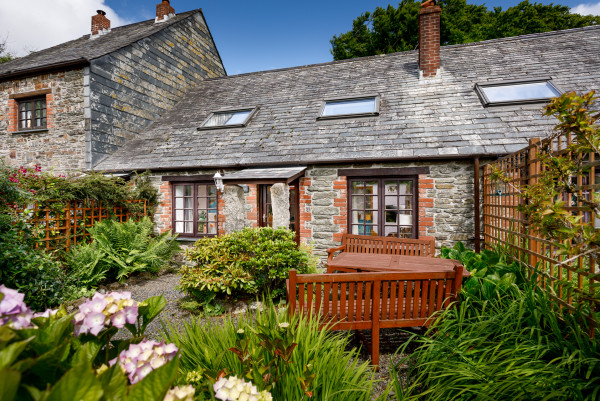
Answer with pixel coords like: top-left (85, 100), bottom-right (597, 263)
top-left (156, 0), bottom-right (176, 23)
top-left (419, 0), bottom-right (441, 78)
top-left (91, 10), bottom-right (110, 36)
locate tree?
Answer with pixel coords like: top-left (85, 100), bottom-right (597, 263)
top-left (331, 0), bottom-right (600, 60)
top-left (0, 36), bottom-right (14, 63)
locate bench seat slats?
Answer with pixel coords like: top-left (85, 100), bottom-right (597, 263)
top-left (287, 267), bottom-right (463, 367)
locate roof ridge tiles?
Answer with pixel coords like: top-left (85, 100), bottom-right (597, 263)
top-left (200, 24), bottom-right (600, 83)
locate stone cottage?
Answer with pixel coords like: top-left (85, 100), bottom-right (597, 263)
top-left (2, 2), bottom-right (600, 257)
top-left (0, 1), bottom-right (225, 171)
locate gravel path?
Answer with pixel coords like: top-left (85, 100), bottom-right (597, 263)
top-left (120, 273), bottom-right (418, 400)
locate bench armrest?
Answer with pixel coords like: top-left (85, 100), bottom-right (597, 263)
top-left (326, 245), bottom-right (346, 263)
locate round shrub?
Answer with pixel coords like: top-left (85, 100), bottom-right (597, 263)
top-left (179, 227), bottom-right (316, 301)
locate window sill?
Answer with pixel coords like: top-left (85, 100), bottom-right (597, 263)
top-left (12, 128), bottom-right (49, 134)
top-left (317, 112), bottom-right (379, 121)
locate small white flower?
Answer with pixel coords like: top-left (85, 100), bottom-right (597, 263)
top-left (278, 322), bottom-right (290, 329)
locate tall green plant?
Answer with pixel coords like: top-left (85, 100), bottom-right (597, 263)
top-left (163, 302), bottom-right (378, 400)
top-left (389, 280), bottom-right (600, 400)
top-left (66, 217), bottom-right (180, 286)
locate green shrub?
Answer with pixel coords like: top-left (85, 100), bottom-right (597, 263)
top-left (390, 272), bottom-right (600, 401)
top-left (162, 301), bottom-right (378, 400)
top-left (180, 227), bottom-right (316, 301)
top-left (66, 217), bottom-right (180, 286)
top-left (441, 241), bottom-right (526, 304)
top-left (0, 287), bottom-right (180, 401)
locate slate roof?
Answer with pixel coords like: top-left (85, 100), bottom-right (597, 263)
top-left (96, 25), bottom-right (600, 172)
top-left (0, 9), bottom-right (201, 79)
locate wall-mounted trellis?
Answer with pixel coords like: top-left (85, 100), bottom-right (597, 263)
top-left (483, 137), bottom-right (599, 322)
top-left (23, 200), bottom-right (147, 252)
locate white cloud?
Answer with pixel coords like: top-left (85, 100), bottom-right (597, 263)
top-left (0, 0), bottom-right (131, 56)
top-left (571, 2), bottom-right (600, 16)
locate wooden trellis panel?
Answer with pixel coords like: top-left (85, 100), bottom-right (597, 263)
top-left (483, 137), bottom-right (599, 322)
top-left (24, 200), bottom-right (147, 252)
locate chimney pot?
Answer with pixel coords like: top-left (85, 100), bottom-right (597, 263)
top-left (91, 9), bottom-right (111, 36)
top-left (156, 0), bottom-right (176, 23)
top-left (419, 1), bottom-right (441, 78)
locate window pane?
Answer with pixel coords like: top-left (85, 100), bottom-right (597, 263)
top-left (197, 197), bottom-right (207, 209)
top-left (208, 222), bottom-right (217, 234)
top-left (351, 182), bottom-right (365, 194)
top-left (399, 196), bottom-right (412, 209)
top-left (322, 98), bottom-right (376, 116)
top-left (366, 182), bottom-right (378, 195)
top-left (364, 196), bottom-right (376, 209)
top-left (184, 198), bottom-right (193, 209)
top-left (202, 110), bottom-right (252, 127)
top-left (175, 186), bottom-right (185, 196)
top-left (184, 186), bottom-right (193, 196)
top-left (398, 213), bottom-right (413, 226)
top-left (198, 186), bottom-right (207, 197)
top-left (385, 210), bottom-right (397, 223)
top-left (208, 186), bottom-right (218, 196)
top-left (175, 210), bottom-right (183, 220)
top-left (175, 198), bottom-right (184, 209)
top-left (184, 222), bottom-right (193, 233)
top-left (184, 210), bottom-right (193, 221)
top-left (175, 222), bottom-right (184, 233)
top-left (481, 81), bottom-right (560, 103)
top-left (384, 225), bottom-right (399, 237)
top-left (385, 196), bottom-right (397, 210)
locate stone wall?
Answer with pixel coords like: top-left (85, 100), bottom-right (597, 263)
top-left (151, 160), bottom-right (477, 257)
top-left (89, 12), bottom-right (226, 167)
top-left (300, 161), bottom-right (476, 257)
top-left (0, 68), bottom-right (87, 173)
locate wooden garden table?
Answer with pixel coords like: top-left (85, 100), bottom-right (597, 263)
top-left (326, 252), bottom-right (470, 277)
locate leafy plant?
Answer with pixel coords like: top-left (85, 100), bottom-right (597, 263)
top-left (180, 227), bottom-right (317, 301)
top-left (0, 286), bottom-right (181, 401)
top-left (163, 301), bottom-right (377, 400)
top-left (66, 217), bottom-right (180, 286)
top-left (441, 241), bottom-right (526, 304)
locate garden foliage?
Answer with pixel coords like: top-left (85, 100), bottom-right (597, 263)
top-left (0, 285), bottom-right (185, 401)
top-left (391, 246), bottom-right (600, 400)
top-left (163, 301), bottom-right (377, 400)
top-left (66, 217), bottom-right (180, 286)
top-left (179, 227), bottom-right (316, 302)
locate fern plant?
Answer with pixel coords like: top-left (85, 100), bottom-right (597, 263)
top-left (66, 217), bottom-right (180, 286)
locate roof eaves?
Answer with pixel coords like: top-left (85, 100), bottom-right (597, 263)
top-left (0, 58), bottom-right (90, 82)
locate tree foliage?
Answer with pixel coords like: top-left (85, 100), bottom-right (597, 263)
top-left (331, 0), bottom-right (600, 60)
top-left (0, 37), bottom-right (13, 64)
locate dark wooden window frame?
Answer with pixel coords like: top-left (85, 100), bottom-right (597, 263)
top-left (17, 95), bottom-right (47, 131)
top-left (171, 181), bottom-right (219, 238)
top-left (347, 176), bottom-right (419, 239)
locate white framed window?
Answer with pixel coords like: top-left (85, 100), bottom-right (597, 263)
top-left (475, 79), bottom-right (561, 107)
top-left (318, 96), bottom-right (379, 119)
top-left (199, 108), bottom-right (256, 129)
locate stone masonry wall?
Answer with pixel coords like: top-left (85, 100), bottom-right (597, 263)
top-left (301, 161), bottom-right (475, 258)
top-left (0, 68), bottom-right (87, 173)
top-left (89, 12), bottom-right (226, 167)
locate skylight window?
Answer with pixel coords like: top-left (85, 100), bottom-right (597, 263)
top-left (475, 79), bottom-right (561, 107)
top-left (200, 108), bottom-right (255, 129)
top-left (318, 96), bottom-right (379, 119)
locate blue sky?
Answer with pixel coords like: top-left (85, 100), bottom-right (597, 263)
top-left (104, 0), bottom-right (600, 75)
top-left (1, 0), bottom-right (599, 75)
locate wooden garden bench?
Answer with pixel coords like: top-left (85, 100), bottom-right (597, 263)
top-left (326, 234), bottom-right (435, 264)
top-left (286, 265), bottom-right (464, 366)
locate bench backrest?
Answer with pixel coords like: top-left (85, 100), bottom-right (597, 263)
top-left (342, 234), bottom-right (435, 257)
top-left (287, 266), bottom-right (462, 331)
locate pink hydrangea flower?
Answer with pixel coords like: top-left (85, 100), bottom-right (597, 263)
top-left (73, 291), bottom-right (138, 336)
top-left (0, 285), bottom-right (34, 329)
top-left (111, 340), bottom-right (178, 384)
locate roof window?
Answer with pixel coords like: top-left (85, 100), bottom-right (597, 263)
top-left (199, 108), bottom-right (255, 129)
top-left (318, 96), bottom-right (379, 119)
top-left (475, 79), bottom-right (561, 107)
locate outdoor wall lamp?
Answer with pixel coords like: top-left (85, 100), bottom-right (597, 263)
top-left (213, 172), bottom-right (224, 192)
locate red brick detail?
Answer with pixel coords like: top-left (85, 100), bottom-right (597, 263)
top-left (156, 0), bottom-right (175, 21)
top-left (298, 177), bottom-right (312, 243)
top-left (7, 99), bottom-right (17, 133)
top-left (245, 185), bottom-right (259, 228)
top-left (419, 5), bottom-right (441, 77)
top-left (418, 174), bottom-right (435, 238)
top-left (157, 182), bottom-right (172, 233)
top-left (91, 11), bottom-right (110, 35)
top-left (332, 177), bottom-right (348, 241)
top-left (217, 192), bottom-right (226, 235)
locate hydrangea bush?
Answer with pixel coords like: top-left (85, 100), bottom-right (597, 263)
top-left (0, 285), bottom-right (185, 401)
